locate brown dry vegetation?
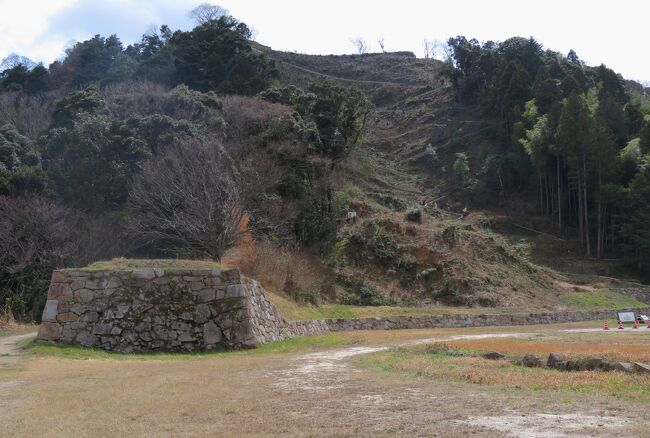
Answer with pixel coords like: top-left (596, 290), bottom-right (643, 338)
top-left (383, 353), bottom-right (650, 394)
top-left (328, 204), bottom-right (623, 310)
top-left (223, 240), bottom-right (333, 304)
top-left (0, 307), bottom-right (37, 337)
top-left (361, 328), bottom-right (650, 401)
top-left (446, 332), bottom-right (650, 363)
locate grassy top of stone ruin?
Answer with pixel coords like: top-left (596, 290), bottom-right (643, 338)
top-left (71, 258), bottom-right (226, 272)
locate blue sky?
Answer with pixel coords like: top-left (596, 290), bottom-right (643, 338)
top-left (1, 0), bottom-right (648, 83)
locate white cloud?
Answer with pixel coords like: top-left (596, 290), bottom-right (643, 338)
top-left (0, 0), bottom-right (77, 61)
top-left (0, 0), bottom-right (648, 81)
top-left (218, 0), bottom-right (650, 82)
top-left (0, 0), bottom-right (197, 64)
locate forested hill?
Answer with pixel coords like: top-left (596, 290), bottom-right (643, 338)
top-left (441, 37), bottom-right (650, 263)
top-left (1, 8), bottom-right (649, 322)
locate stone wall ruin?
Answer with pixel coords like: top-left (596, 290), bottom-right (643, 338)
top-left (37, 267), bottom-right (650, 353)
top-left (38, 267), bottom-right (286, 352)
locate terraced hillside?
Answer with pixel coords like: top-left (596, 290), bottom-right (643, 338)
top-left (227, 46), bottom-right (650, 311)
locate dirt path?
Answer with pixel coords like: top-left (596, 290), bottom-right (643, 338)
top-left (0, 332), bottom-right (36, 365)
top-left (271, 329), bottom-right (640, 437)
top-left (274, 332), bottom-right (542, 391)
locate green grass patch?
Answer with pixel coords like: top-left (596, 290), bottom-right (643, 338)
top-left (255, 334), bottom-right (361, 353)
top-left (267, 291), bottom-right (526, 321)
top-left (23, 333), bottom-right (357, 361)
top-left (15, 336), bottom-right (36, 347)
top-left (70, 258), bottom-right (225, 272)
top-left (561, 288), bottom-right (646, 310)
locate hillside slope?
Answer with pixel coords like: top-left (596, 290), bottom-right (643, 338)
top-left (226, 46), bottom-right (650, 311)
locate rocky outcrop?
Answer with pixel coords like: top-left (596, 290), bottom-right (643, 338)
top-left (37, 268), bottom-right (286, 352)
top-left (520, 354), bottom-right (545, 368)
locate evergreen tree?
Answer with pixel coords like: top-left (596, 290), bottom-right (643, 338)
top-left (169, 16), bottom-right (277, 94)
top-left (639, 121), bottom-right (650, 154)
top-left (520, 113), bottom-right (553, 215)
top-left (557, 91), bottom-right (593, 254)
top-left (597, 92), bottom-right (627, 145)
top-left (624, 102), bottom-right (644, 137)
top-left (533, 68), bottom-right (561, 115)
top-left (619, 169), bottom-right (650, 277)
top-left (590, 119), bottom-right (617, 257)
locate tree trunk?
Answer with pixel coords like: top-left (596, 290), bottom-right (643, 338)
top-left (582, 152), bottom-right (591, 257)
top-left (568, 183), bottom-right (573, 222)
top-left (539, 175), bottom-right (543, 216)
top-left (602, 204), bottom-right (607, 255)
top-left (597, 177), bottom-right (602, 259)
top-left (577, 172), bottom-right (584, 247)
top-left (609, 215), bottom-right (616, 249)
top-left (557, 156), bottom-right (562, 233)
top-left (544, 176), bottom-right (550, 216)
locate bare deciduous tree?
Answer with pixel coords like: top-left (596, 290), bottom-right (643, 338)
top-left (440, 41), bottom-right (454, 62)
top-left (350, 37), bottom-right (369, 55)
top-left (0, 196), bottom-right (81, 321)
top-left (0, 91), bottom-right (60, 140)
top-left (423, 39), bottom-right (437, 59)
top-left (0, 54), bottom-right (34, 70)
top-left (377, 38), bottom-right (386, 53)
top-left (188, 3), bottom-right (229, 25)
top-left (128, 140), bottom-right (245, 260)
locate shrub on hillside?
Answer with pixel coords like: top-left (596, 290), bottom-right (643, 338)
top-left (340, 284), bottom-right (394, 306)
top-left (431, 278), bottom-right (460, 303)
top-left (375, 194), bottom-right (407, 211)
top-left (0, 196), bottom-right (81, 321)
top-left (405, 208), bottom-right (422, 223)
top-left (346, 222), bottom-right (398, 267)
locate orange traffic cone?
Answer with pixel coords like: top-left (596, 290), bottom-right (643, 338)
top-left (633, 320), bottom-right (639, 329)
top-left (618, 321), bottom-right (624, 329)
top-left (604, 321), bottom-right (609, 330)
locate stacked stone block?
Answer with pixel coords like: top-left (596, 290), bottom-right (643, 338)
top-left (37, 267), bottom-right (286, 352)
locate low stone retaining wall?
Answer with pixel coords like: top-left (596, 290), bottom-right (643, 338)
top-left (38, 266), bottom-right (650, 352)
top-left (283, 307), bottom-right (650, 338)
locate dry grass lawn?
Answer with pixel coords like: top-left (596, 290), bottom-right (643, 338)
top-left (1, 322), bottom-right (649, 437)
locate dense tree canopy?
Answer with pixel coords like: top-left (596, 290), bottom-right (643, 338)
top-left (1, 12), bottom-right (275, 95)
top-left (169, 16), bottom-right (276, 94)
top-left (446, 35), bottom-right (650, 270)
